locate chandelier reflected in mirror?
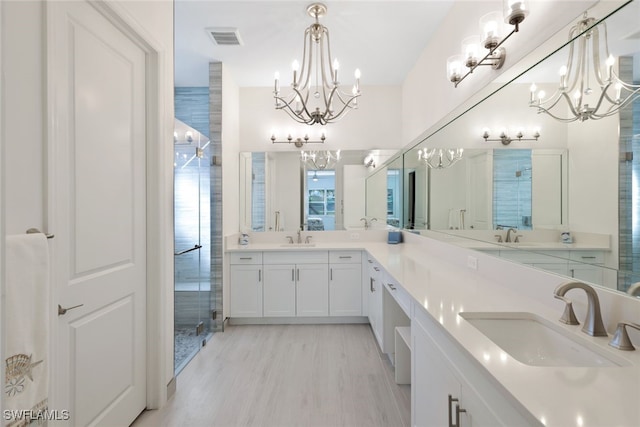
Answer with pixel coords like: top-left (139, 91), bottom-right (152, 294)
top-left (274, 3), bottom-right (361, 125)
top-left (417, 148), bottom-right (464, 169)
top-left (301, 150), bottom-right (341, 170)
top-left (529, 12), bottom-right (640, 122)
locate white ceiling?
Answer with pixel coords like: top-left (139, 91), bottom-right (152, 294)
top-left (174, 0), bottom-right (455, 87)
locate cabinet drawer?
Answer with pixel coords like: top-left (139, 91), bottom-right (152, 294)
top-left (264, 250), bottom-right (328, 264)
top-left (569, 250), bottom-right (604, 264)
top-left (499, 249), bottom-right (569, 264)
top-left (329, 250), bottom-right (362, 264)
top-left (229, 252), bottom-right (263, 265)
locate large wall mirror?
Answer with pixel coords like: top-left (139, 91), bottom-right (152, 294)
top-left (367, 0), bottom-right (640, 296)
top-left (240, 150), bottom-right (396, 232)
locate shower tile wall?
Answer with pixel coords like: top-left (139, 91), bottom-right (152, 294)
top-left (493, 150), bottom-right (533, 230)
top-left (618, 56), bottom-right (640, 290)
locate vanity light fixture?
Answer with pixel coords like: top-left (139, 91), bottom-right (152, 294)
top-left (363, 155), bottom-right (376, 168)
top-left (448, 1), bottom-right (528, 87)
top-left (528, 12), bottom-right (640, 122)
top-left (270, 131), bottom-right (326, 148)
top-left (273, 3), bottom-right (361, 125)
top-left (417, 148), bottom-right (464, 169)
top-left (301, 149), bottom-right (340, 170)
top-left (482, 128), bottom-right (540, 145)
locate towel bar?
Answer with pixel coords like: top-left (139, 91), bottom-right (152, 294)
top-left (26, 228), bottom-right (54, 239)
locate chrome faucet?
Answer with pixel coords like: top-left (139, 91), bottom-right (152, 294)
top-left (360, 217), bottom-right (369, 230)
top-left (505, 228), bottom-right (517, 243)
top-left (553, 281), bottom-right (608, 337)
top-left (627, 282), bottom-right (640, 297)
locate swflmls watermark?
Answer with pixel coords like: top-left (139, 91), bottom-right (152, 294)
top-left (3, 409), bottom-right (70, 422)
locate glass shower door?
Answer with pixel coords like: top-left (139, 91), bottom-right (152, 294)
top-left (174, 120), bottom-right (212, 373)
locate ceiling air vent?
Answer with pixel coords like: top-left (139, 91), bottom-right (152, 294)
top-left (206, 27), bottom-right (243, 46)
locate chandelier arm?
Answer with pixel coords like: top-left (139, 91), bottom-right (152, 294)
top-left (611, 70), bottom-right (640, 90)
top-left (538, 90), bottom-right (569, 112)
top-left (327, 92), bottom-right (359, 120)
top-left (278, 97), bottom-right (316, 125)
top-left (593, 92), bottom-right (640, 119)
top-left (319, 33), bottom-right (332, 112)
top-left (563, 25), bottom-right (579, 91)
top-left (534, 103), bottom-right (580, 123)
top-left (297, 28), bottom-right (313, 93)
top-left (590, 26), bottom-right (607, 87)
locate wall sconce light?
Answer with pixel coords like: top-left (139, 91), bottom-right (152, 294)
top-left (363, 155), bottom-right (376, 168)
top-left (270, 131), bottom-right (326, 148)
top-left (482, 128), bottom-right (540, 145)
top-left (448, 0), bottom-right (529, 87)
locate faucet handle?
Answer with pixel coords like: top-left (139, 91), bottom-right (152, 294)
top-left (494, 234), bottom-right (503, 243)
top-left (514, 235), bottom-right (523, 243)
top-left (609, 322), bottom-right (640, 351)
top-left (553, 295), bottom-right (580, 325)
top-left (286, 236), bottom-right (294, 244)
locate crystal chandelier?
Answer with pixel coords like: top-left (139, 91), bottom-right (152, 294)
top-left (417, 148), bottom-right (464, 169)
top-left (529, 12), bottom-right (640, 122)
top-left (301, 150), bottom-right (341, 170)
top-left (274, 3), bottom-right (361, 125)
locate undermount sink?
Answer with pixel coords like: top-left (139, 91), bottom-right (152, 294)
top-left (459, 312), bottom-right (629, 367)
top-left (279, 243), bottom-right (316, 247)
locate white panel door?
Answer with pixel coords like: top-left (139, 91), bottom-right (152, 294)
top-left (48, 2), bottom-right (147, 426)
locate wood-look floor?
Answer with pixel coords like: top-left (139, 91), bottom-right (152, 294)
top-left (132, 324), bottom-right (410, 427)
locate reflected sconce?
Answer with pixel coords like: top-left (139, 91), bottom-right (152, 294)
top-left (363, 155), bottom-right (376, 168)
top-left (448, 1), bottom-right (529, 87)
top-left (185, 131), bottom-right (193, 142)
top-left (528, 12), bottom-right (640, 122)
top-left (417, 148), bottom-right (464, 169)
top-left (270, 130), bottom-right (326, 148)
top-left (482, 128), bottom-right (540, 145)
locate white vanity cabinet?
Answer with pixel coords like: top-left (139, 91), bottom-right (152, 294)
top-left (329, 251), bottom-right (363, 316)
top-left (412, 304), bottom-right (538, 427)
top-left (262, 251), bottom-right (329, 317)
top-left (366, 255), bottom-right (384, 348)
top-left (229, 252), bottom-right (263, 317)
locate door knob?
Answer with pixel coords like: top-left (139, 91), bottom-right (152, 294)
top-left (58, 304), bottom-right (84, 316)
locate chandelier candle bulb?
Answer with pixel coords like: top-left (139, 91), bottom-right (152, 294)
top-left (529, 83), bottom-right (537, 103)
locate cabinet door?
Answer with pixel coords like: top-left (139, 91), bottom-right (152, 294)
top-left (296, 263), bottom-right (329, 317)
top-left (329, 263), bottom-right (362, 316)
top-left (412, 317), bottom-right (464, 427)
top-left (263, 264), bottom-right (296, 317)
top-left (568, 263), bottom-right (604, 285)
top-left (369, 273), bottom-right (383, 348)
top-left (230, 265), bottom-right (263, 317)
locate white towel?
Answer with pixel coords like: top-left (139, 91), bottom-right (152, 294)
top-left (448, 208), bottom-right (466, 230)
top-left (5, 234), bottom-right (50, 423)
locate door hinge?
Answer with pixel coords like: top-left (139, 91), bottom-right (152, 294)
top-left (196, 321), bottom-right (204, 336)
top-left (211, 310), bottom-right (217, 320)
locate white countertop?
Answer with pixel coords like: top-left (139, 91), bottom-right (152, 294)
top-left (226, 238), bottom-right (640, 426)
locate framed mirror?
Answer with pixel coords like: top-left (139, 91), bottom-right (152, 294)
top-left (366, 0), bottom-right (640, 295)
top-left (240, 149), bottom-right (396, 232)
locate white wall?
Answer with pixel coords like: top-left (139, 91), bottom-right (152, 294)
top-left (239, 85), bottom-right (403, 153)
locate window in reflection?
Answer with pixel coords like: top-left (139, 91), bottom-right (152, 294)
top-left (306, 170), bottom-right (336, 230)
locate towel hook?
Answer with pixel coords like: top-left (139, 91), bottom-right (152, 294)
top-left (26, 228), bottom-right (54, 239)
